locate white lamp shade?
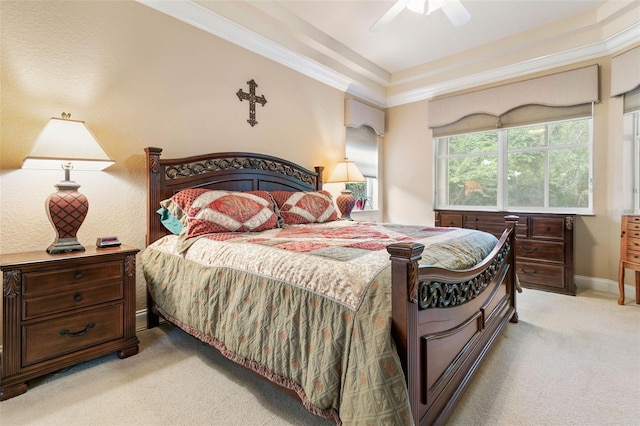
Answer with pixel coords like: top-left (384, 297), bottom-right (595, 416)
top-left (327, 159), bottom-right (366, 183)
top-left (22, 117), bottom-right (114, 171)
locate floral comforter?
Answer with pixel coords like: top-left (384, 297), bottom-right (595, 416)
top-left (141, 221), bottom-right (498, 425)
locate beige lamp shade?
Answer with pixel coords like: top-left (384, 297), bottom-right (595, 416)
top-left (22, 116), bottom-right (114, 171)
top-left (327, 159), bottom-right (366, 183)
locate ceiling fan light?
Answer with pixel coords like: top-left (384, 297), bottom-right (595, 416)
top-left (406, 0), bottom-right (426, 14)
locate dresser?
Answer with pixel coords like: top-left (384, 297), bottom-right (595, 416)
top-left (618, 215), bottom-right (640, 305)
top-left (435, 210), bottom-right (575, 295)
top-left (1, 246), bottom-right (139, 401)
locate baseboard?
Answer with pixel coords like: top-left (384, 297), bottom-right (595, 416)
top-left (575, 274), bottom-right (636, 298)
top-left (136, 309), bottom-right (166, 331)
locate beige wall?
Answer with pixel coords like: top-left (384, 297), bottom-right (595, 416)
top-left (384, 49), bottom-right (639, 284)
top-left (0, 0), bottom-right (637, 330)
top-left (0, 1), bottom-right (346, 314)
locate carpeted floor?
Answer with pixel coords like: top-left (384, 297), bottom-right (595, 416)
top-left (1, 288), bottom-right (639, 425)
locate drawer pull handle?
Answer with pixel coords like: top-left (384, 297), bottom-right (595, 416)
top-left (59, 322), bottom-right (95, 338)
top-left (74, 294), bottom-right (83, 302)
top-left (74, 272), bottom-right (83, 280)
top-left (518, 267), bottom-right (537, 275)
top-left (519, 246), bottom-right (537, 254)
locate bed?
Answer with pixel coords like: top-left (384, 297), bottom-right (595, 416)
top-left (142, 147), bottom-right (519, 425)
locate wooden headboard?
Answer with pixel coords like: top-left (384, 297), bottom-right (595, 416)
top-left (145, 147), bottom-right (324, 246)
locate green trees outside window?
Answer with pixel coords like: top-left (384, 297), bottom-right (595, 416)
top-left (436, 118), bottom-right (592, 212)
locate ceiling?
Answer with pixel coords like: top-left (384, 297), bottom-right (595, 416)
top-left (140, 0), bottom-right (640, 106)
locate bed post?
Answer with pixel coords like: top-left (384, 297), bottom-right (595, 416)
top-left (145, 147), bottom-right (163, 247)
top-left (504, 215), bottom-right (519, 323)
top-left (145, 147), bottom-right (163, 329)
top-left (314, 166), bottom-right (324, 190)
top-left (387, 241), bottom-right (425, 426)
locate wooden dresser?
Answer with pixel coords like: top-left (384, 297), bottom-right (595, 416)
top-left (618, 215), bottom-right (640, 304)
top-left (1, 246), bottom-right (140, 400)
top-left (435, 210), bottom-right (575, 295)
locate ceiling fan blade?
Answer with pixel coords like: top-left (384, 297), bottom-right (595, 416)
top-left (441, 0), bottom-right (471, 26)
top-left (369, 0), bottom-right (410, 32)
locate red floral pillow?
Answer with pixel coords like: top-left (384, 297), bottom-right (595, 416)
top-left (270, 191), bottom-right (338, 225)
top-left (161, 189), bottom-right (278, 238)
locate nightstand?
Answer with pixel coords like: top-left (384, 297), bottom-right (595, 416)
top-left (1, 245), bottom-right (140, 401)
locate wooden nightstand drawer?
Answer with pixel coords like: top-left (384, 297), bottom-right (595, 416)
top-left (22, 304), bottom-right (124, 367)
top-left (23, 281), bottom-right (123, 320)
top-left (439, 213), bottom-right (462, 227)
top-left (517, 262), bottom-right (565, 289)
top-left (516, 240), bottom-right (564, 263)
top-left (23, 262), bottom-right (123, 295)
top-left (530, 217), bottom-right (565, 239)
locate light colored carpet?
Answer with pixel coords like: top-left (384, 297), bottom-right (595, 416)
top-left (1, 288), bottom-right (638, 425)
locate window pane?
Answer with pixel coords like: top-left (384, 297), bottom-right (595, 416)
top-left (435, 117), bottom-right (592, 213)
top-left (507, 125), bottom-right (547, 149)
top-left (548, 119), bottom-right (590, 146)
top-left (507, 151), bottom-right (545, 207)
top-left (549, 147), bottom-right (589, 208)
top-left (346, 181), bottom-right (376, 211)
top-left (446, 156), bottom-right (498, 206)
top-left (448, 132), bottom-right (498, 154)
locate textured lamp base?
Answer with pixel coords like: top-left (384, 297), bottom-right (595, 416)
top-left (46, 180), bottom-right (88, 254)
top-left (47, 237), bottom-right (85, 254)
top-left (336, 190), bottom-right (356, 221)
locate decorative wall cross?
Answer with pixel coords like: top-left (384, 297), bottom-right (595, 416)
top-left (236, 79), bottom-right (267, 127)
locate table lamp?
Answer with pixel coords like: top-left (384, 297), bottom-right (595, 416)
top-left (22, 113), bottom-right (114, 254)
top-left (327, 158), bottom-right (366, 220)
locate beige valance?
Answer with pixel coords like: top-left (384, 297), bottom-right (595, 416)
top-left (611, 46), bottom-right (640, 98)
top-left (345, 98), bottom-right (385, 136)
top-left (428, 65), bottom-right (599, 129)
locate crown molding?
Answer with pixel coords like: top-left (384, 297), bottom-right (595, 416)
top-left (387, 22), bottom-right (640, 107)
top-left (139, 1), bottom-right (639, 109)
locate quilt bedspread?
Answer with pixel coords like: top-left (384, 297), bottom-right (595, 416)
top-left (141, 221), bottom-right (498, 425)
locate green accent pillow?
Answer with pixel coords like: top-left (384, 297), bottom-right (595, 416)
top-left (156, 207), bottom-right (183, 235)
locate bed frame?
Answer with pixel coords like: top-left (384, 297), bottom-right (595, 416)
top-left (145, 147), bottom-right (519, 425)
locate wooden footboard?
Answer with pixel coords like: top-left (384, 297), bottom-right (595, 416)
top-left (387, 216), bottom-right (518, 426)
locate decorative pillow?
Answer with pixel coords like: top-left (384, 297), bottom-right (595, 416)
top-left (156, 207), bottom-right (184, 235)
top-left (270, 191), bottom-right (338, 225)
top-left (161, 189), bottom-right (278, 238)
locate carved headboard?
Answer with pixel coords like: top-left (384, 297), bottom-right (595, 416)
top-left (145, 147), bottom-right (324, 245)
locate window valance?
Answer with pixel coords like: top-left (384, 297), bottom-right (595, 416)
top-left (611, 46), bottom-right (640, 98)
top-left (428, 65), bottom-right (599, 131)
top-left (345, 98), bottom-right (385, 136)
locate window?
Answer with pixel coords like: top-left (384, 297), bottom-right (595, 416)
top-left (345, 126), bottom-right (378, 211)
top-left (623, 107), bottom-right (640, 214)
top-left (435, 117), bottom-right (593, 213)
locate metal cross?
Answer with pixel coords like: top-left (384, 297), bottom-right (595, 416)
top-left (236, 79), bottom-right (267, 127)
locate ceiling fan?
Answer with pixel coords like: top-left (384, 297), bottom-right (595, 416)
top-left (370, 0), bottom-right (471, 32)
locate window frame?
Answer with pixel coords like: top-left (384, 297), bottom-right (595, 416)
top-left (624, 110), bottom-right (640, 214)
top-left (434, 117), bottom-right (594, 214)
top-left (346, 125), bottom-right (380, 212)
